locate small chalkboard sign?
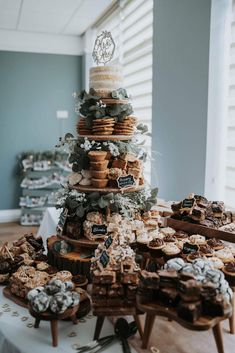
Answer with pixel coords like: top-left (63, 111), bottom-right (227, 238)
top-left (182, 198), bottom-right (194, 209)
top-left (91, 224), bottom-right (107, 236)
top-left (100, 250), bottom-right (109, 268)
top-left (104, 235), bottom-right (113, 249)
top-left (182, 242), bottom-right (199, 254)
top-left (56, 208), bottom-right (68, 235)
top-left (117, 174), bottom-right (135, 189)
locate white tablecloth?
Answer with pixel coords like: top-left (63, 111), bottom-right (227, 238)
top-left (0, 288), bottom-right (136, 353)
top-left (37, 207), bottom-right (61, 247)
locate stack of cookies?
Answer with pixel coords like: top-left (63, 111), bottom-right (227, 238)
top-left (113, 116), bottom-right (137, 136)
top-left (77, 117), bottom-right (92, 135)
top-left (88, 151), bottom-right (109, 188)
top-left (92, 117), bottom-right (115, 135)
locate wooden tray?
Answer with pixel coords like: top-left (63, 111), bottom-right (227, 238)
top-left (58, 234), bottom-right (103, 249)
top-left (78, 134), bottom-right (133, 141)
top-left (71, 184), bottom-right (144, 193)
top-left (136, 295), bottom-right (232, 331)
top-left (101, 98), bottom-right (130, 105)
top-left (167, 218), bottom-right (235, 243)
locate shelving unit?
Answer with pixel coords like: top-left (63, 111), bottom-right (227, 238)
top-left (18, 151), bottom-right (70, 226)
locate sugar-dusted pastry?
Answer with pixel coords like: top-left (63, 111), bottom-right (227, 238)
top-left (160, 227), bottom-right (176, 236)
top-left (189, 234), bottom-right (206, 245)
top-left (215, 249), bottom-right (234, 263)
top-left (209, 257), bottom-right (224, 270)
top-left (162, 243), bottom-right (181, 258)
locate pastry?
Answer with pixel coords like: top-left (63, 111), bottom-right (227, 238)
top-left (208, 257), bottom-right (224, 270)
top-left (189, 234), bottom-right (206, 245)
top-left (160, 227), bottom-right (176, 236)
top-left (162, 243), bottom-right (181, 259)
top-left (91, 178), bottom-right (109, 188)
top-left (90, 169), bottom-right (108, 179)
top-left (174, 230), bottom-right (188, 239)
top-left (222, 261), bottom-right (235, 285)
top-left (178, 279), bottom-right (201, 302)
top-left (206, 238), bottom-right (224, 250)
top-left (177, 300), bottom-right (201, 323)
top-left (90, 160), bottom-right (109, 171)
top-left (215, 249), bottom-right (234, 263)
top-left (88, 151), bottom-right (107, 161)
top-left (199, 244), bottom-right (214, 257)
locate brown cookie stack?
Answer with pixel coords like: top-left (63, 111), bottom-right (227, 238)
top-left (113, 116), bottom-right (137, 135)
top-left (77, 117), bottom-right (92, 135)
top-left (92, 117), bottom-right (115, 135)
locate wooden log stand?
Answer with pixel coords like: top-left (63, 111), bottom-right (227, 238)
top-left (93, 306), bottom-right (143, 341)
top-left (136, 296), bottom-right (232, 353)
top-left (28, 304), bottom-right (79, 347)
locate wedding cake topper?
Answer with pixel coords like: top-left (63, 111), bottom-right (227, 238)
top-left (92, 30), bottom-right (115, 65)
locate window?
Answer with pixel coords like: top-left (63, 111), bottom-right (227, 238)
top-left (93, 0), bottom-right (153, 183)
top-left (225, 0), bottom-right (235, 207)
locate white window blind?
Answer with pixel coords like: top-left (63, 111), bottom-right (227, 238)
top-left (225, 0), bottom-right (235, 208)
top-left (94, 0), bottom-right (153, 183)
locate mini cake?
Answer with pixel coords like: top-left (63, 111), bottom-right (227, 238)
top-left (209, 257), bottom-right (224, 270)
top-left (222, 261), bottom-right (235, 286)
top-left (215, 249), bottom-right (234, 263)
top-left (88, 151), bottom-right (107, 161)
top-left (174, 230), bottom-right (188, 239)
top-left (207, 238), bottom-right (224, 250)
top-left (148, 238), bottom-right (165, 257)
top-left (162, 243), bottom-right (181, 259)
top-left (90, 160), bottom-right (109, 171)
top-left (199, 244), bottom-right (214, 257)
top-left (160, 227), bottom-right (176, 236)
top-left (189, 234), bottom-right (206, 245)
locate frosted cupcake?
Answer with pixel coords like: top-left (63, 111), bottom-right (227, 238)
top-left (162, 243), bottom-right (181, 259)
top-left (189, 234), bottom-right (206, 245)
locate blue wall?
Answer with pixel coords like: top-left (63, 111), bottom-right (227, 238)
top-left (0, 51), bottom-right (82, 210)
top-left (152, 0), bottom-right (211, 201)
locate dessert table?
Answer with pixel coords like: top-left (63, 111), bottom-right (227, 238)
top-left (0, 288), bottom-right (136, 353)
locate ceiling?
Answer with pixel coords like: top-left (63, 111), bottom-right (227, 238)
top-left (0, 0), bottom-right (113, 36)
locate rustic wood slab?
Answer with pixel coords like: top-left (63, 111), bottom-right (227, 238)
top-left (136, 296), bottom-right (232, 331)
top-left (167, 218), bottom-right (235, 243)
top-left (58, 234), bottom-right (103, 249)
top-left (71, 184), bottom-right (144, 193)
top-left (137, 295), bottom-right (232, 352)
top-left (78, 134), bottom-right (133, 141)
top-left (101, 98), bottom-right (130, 105)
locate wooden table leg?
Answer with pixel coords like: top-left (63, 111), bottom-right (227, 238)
top-left (142, 313), bottom-right (155, 349)
top-left (93, 316), bottom-right (105, 340)
top-left (71, 313), bottom-right (78, 325)
top-left (133, 315), bottom-right (143, 339)
top-left (50, 320), bottom-right (58, 347)
top-left (212, 323), bottom-right (224, 353)
top-left (34, 318), bottom-right (40, 328)
top-left (229, 288), bottom-right (235, 334)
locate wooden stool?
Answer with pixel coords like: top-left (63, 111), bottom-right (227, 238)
top-left (29, 304), bottom-right (79, 347)
top-left (137, 296), bottom-right (232, 353)
top-left (93, 306), bottom-right (143, 340)
top-left (229, 286), bottom-right (235, 334)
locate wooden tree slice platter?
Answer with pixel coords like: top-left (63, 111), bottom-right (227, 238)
top-left (47, 236), bottom-right (93, 280)
top-left (136, 295), bottom-right (232, 331)
top-left (58, 234), bottom-right (103, 249)
top-left (3, 286), bottom-right (28, 308)
top-left (78, 134), bottom-right (133, 141)
top-left (71, 184), bottom-right (145, 193)
top-left (93, 306), bottom-right (142, 317)
top-left (167, 218), bottom-right (235, 243)
top-left (101, 98), bottom-right (129, 105)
